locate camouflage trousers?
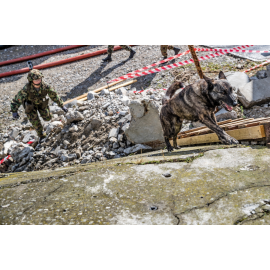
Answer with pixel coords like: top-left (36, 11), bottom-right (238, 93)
top-left (107, 45), bottom-right (132, 55)
top-left (26, 105), bottom-right (52, 137)
top-left (160, 45), bottom-right (174, 57)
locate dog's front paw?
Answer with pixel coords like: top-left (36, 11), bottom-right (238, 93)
top-left (221, 135), bottom-right (239, 145)
top-left (229, 137), bottom-right (239, 145)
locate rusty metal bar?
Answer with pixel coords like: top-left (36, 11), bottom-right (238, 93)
top-left (188, 45), bottom-right (204, 79)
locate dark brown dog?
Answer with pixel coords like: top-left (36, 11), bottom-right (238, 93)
top-left (160, 71), bottom-right (238, 152)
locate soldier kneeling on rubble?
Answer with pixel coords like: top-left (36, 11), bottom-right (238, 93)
top-left (10, 69), bottom-right (68, 142)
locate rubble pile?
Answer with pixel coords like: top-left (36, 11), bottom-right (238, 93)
top-left (0, 88), bottom-right (172, 173)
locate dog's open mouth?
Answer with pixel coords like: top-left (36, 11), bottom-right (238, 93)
top-left (220, 101), bottom-right (233, 112)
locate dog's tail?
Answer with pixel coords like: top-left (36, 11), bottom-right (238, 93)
top-left (162, 81), bottom-right (184, 105)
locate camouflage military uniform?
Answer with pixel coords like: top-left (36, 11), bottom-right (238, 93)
top-left (10, 69), bottom-right (64, 137)
top-left (107, 45), bottom-right (132, 55)
top-left (160, 45), bottom-right (174, 57)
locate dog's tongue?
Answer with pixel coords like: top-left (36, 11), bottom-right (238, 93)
top-left (225, 104), bottom-right (233, 111)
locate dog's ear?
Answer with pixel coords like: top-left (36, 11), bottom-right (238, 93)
top-left (218, 71), bottom-right (227, 80)
top-left (203, 75), bottom-right (214, 90)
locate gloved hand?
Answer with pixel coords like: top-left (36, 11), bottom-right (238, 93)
top-left (62, 106), bottom-right (68, 113)
top-left (12, 112), bottom-right (19, 119)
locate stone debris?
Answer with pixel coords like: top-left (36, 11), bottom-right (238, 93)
top-left (1, 88), bottom-right (174, 173)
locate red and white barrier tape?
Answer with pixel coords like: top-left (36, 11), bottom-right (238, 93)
top-left (244, 59), bottom-right (270, 73)
top-left (0, 155), bottom-right (11, 165)
top-left (109, 45), bottom-right (254, 83)
top-left (195, 46), bottom-right (270, 54)
top-left (128, 50), bottom-right (191, 75)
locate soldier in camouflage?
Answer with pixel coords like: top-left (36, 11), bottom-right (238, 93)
top-left (102, 45), bottom-right (136, 62)
top-left (10, 69), bottom-right (68, 140)
top-left (160, 45), bottom-right (181, 59)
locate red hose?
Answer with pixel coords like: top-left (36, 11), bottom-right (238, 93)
top-left (0, 45), bottom-right (86, 67)
top-left (0, 46), bottom-right (134, 78)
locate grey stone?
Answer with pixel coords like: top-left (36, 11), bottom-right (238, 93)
top-left (63, 140), bottom-right (70, 146)
top-left (69, 125), bottom-right (78, 133)
top-left (123, 144), bottom-right (152, 155)
top-left (116, 87), bottom-right (127, 95)
top-left (61, 153), bottom-right (77, 162)
top-left (121, 96), bottom-right (130, 106)
top-left (8, 127), bottom-right (20, 139)
top-left (84, 118), bottom-right (102, 134)
top-left (22, 132), bottom-right (38, 143)
top-left (256, 70), bottom-right (267, 79)
top-left (87, 92), bottom-right (97, 100)
top-left (250, 76), bottom-right (258, 81)
top-left (113, 142), bottom-right (119, 149)
top-left (215, 108), bottom-right (238, 122)
top-left (100, 89), bottom-right (110, 95)
top-left (65, 100), bottom-right (78, 108)
top-left (225, 72), bottom-right (250, 91)
top-left (49, 106), bottom-right (64, 115)
top-left (122, 123), bottom-right (130, 132)
top-left (125, 100), bottom-right (164, 147)
top-left (119, 111), bottom-right (128, 116)
top-left (237, 77), bottom-right (270, 108)
top-left (3, 140), bottom-right (17, 155)
top-left (109, 127), bottom-right (119, 138)
top-left (46, 121), bottom-right (63, 134)
top-left (102, 102), bottom-right (110, 109)
top-left (66, 111), bottom-right (84, 124)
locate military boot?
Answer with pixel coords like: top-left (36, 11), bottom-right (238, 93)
top-left (39, 131), bottom-right (47, 143)
top-left (129, 49), bottom-right (136, 59)
top-left (173, 47), bottom-right (181, 55)
top-left (102, 54), bottom-right (112, 62)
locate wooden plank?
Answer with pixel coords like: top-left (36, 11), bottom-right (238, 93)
top-left (172, 125), bottom-right (266, 146)
top-left (263, 122), bottom-right (270, 143)
top-left (78, 79), bottom-right (137, 102)
top-left (179, 118), bottom-right (254, 138)
top-left (179, 119), bottom-right (233, 135)
top-left (63, 80), bottom-right (124, 105)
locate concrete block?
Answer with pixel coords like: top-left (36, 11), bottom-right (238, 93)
top-left (237, 77), bottom-right (270, 108)
top-left (225, 72), bottom-right (250, 91)
top-left (125, 100), bottom-right (164, 146)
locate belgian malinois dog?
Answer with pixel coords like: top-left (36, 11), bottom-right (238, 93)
top-left (160, 71), bottom-right (238, 152)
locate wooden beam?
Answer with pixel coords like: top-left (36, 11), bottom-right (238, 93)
top-left (172, 125), bottom-right (266, 146)
top-left (78, 79), bottom-right (137, 102)
top-left (179, 118), bottom-right (254, 138)
top-left (63, 80), bottom-right (124, 105)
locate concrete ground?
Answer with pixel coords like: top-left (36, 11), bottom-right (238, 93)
top-left (1, 144), bottom-right (270, 225)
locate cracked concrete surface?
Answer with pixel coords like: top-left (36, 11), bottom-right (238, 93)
top-left (1, 145), bottom-right (270, 225)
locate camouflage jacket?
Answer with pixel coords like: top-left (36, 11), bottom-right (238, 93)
top-left (10, 81), bottom-right (64, 112)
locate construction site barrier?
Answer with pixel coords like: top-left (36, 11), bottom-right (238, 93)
top-left (0, 46), bottom-right (135, 79)
top-left (0, 45), bottom-right (86, 67)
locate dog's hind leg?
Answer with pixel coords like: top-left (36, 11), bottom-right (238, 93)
top-left (172, 118), bottom-right (183, 149)
top-left (160, 110), bottom-right (174, 152)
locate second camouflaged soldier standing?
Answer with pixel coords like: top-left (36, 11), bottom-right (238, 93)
top-left (160, 45), bottom-right (181, 59)
top-left (102, 45), bottom-right (136, 62)
top-left (10, 69), bottom-right (68, 141)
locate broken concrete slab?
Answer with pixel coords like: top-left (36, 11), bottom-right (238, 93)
top-left (2, 145), bottom-right (270, 224)
top-left (225, 72), bottom-right (250, 91)
top-left (125, 99), bottom-right (164, 148)
top-left (237, 77), bottom-right (270, 108)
